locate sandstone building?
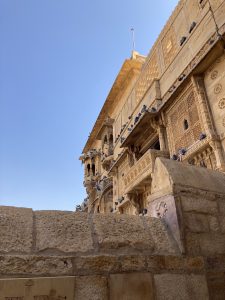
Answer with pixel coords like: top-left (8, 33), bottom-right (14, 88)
top-left (2, 0), bottom-right (225, 298)
top-left (79, 0), bottom-right (225, 216)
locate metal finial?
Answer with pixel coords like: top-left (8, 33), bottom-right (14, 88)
top-left (130, 28), bottom-right (135, 52)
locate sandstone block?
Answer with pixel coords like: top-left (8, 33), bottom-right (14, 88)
top-left (35, 211), bottom-right (93, 253)
top-left (199, 233), bottom-right (225, 255)
top-left (206, 256), bottom-right (225, 271)
top-left (154, 274), bottom-right (209, 300)
top-left (0, 277), bottom-right (75, 298)
top-left (92, 214), bottom-right (155, 252)
top-left (208, 216), bottom-right (220, 232)
top-left (74, 275), bottom-right (108, 300)
top-left (109, 273), bottom-right (153, 300)
top-left (75, 255), bottom-right (119, 274)
top-left (181, 196), bottom-right (218, 214)
top-left (146, 255), bottom-right (165, 270)
top-left (0, 255), bottom-right (73, 276)
top-left (185, 233), bottom-right (201, 255)
top-left (164, 256), bottom-right (184, 270)
top-left (144, 217), bottom-right (177, 254)
top-left (185, 256), bottom-right (205, 271)
top-left (120, 255), bottom-right (146, 272)
top-left (0, 206), bottom-right (33, 253)
top-left (184, 213), bottom-right (209, 233)
top-left (219, 216), bottom-right (225, 233)
top-left (207, 271), bottom-right (225, 300)
top-left (218, 198), bottom-right (225, 215)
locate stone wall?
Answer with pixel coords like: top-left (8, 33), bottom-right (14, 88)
top-left (0, 208), bottom-right (204, 298)
top-left (1, 161), bottom-right (225, 299)
top-left (0, 200), bottom-right (224, 298)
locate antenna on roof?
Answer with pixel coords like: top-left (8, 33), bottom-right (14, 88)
top-left (130, 28), bottom-right (135, 52)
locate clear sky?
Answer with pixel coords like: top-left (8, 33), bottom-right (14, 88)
top-left (0, 0), bottom-right (178, 211)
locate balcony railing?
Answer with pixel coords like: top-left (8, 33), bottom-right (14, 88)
top-left (123, 149), bottom-right (169, 193)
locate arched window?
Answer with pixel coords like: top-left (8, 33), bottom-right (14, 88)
top-left (92, 164), bottom-right (95, 176)
top-left (87, 164), bottom-right (90, 176)
top-left (109, 134), bottom-right (113, 155)
top-left (184, 119), bottom-right (189, 130)
top-left (104, 135), bottom-right (108, 144)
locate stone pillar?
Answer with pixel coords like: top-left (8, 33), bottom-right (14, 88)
top-left (210, 139), bottom-right (225, 171)
top-left (191, 75), bottom-right (215, 137)
top-left (192, 75), bottom-right (225, 171)
top-left (158, 125), bottom-right (167, 151)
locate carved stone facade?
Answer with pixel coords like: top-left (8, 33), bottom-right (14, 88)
top-left (79, 0), bottom-right (225, 216)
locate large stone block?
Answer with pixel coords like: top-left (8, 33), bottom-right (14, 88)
top-left (199, 233), bottom-right (225, 255)
top-left (181, 196), bottom-right (218, 214)
top-left (74, 275), bottom-right (108, 300)
top-left (144, 217), bottom-right (178, 254)
top-left (0, 206), bottom-right (33, 253)
top-left (184, 213), bottom-right (209, 233)
top-left (0, 255), bottom-right (73, 276)
top-left (0, 277), bottom-right (75, 299)
top-left (218, 198), bottom-right (225, 215)
top-left (92, 214), bottom-right (155, 252)
top-left (109, 273), bottom-right (154, 300)
top-left (207, 271), bottom-right (225, 299)
top-left (154, 274), bottom-right (209, 300)
top-left (93, 214), bottom-right (176, 254)
top-left (75, 255), bottom-right (119, 274)
top-left (120, 255), bottom-right (146, 272)
top-left (35, 211), bottom-right (93, 253)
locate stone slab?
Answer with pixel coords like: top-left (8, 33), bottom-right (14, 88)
top-left (74, 275), bottom-right (108, 300)
top-left (0, 206), bottom-right (33, 253)
top-left (154, 274), bottom-right (209, 300)
top-left (35, 211), bottom-right (93, 253)
top-left (0, 256), bottom-right (73, 276)
top-left (93, 214), bottom-right (155, 252)
top-left (93, 214), bottom-right (167, 252)
top-left (0, 277), bottom-right (75, 299)
top-left (109, 273), bottom-right (153, 300)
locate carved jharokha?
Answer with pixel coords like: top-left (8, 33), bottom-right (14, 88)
top-left (79, 0), bottom-right (225, 215)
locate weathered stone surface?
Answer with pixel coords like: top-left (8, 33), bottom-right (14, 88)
top-left (154, 274), bottom-right (209, 300)
top-left (181, 196), bottom-right (218, 214)
top-left (207, 271), bottom-right (225, 300)
top-left (0, 255), bottom-right (73, 276)
top-left (109, 273), bottom-right (153, 300)
top-left (120, 255), bottom-right (146, 271)
top-left (35, 211), bottom-right (93, 253)
top-left (184, 213), bottom-right (209, 233)
top-left (146, 255), bottom-right (165, 270)
top-left (75, 255), bottom-right (119, 274)
top-left (185, 233), bottom-right (201, 255)
top-left (93, 214), bottom-right (176, 254)
top-left (208, 216), bottom-right (220, 232)
top-left (144, 217), bottom-right (178, 254)
top-left (74, 275), bottom-right (108, 300)
top-left (218, 198), bottom-right (225, 215)
top-left (199, 233), bottom-right (225, 255)
top-left (185, 257), bottom-right (205, 271)
top-left (0, 206), bottom-right (33, 253)
top-left (156, 158), bottom-right (225, 195)
top-left (206, 255), bottom-right (225, 271)
top-left (93, 214), bottom-right (155, 252)
top-left (219, 216), bottom-right (225, 233)
top-left (0, 277), bottom-right (75, 299)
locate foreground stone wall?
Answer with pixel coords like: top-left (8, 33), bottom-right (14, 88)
top-left (0, 205), bottom-right (223, 299)
top-left (1, 159), bottom-right (225, 299)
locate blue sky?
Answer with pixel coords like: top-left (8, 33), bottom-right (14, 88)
top-left (0, 0), bottom-right (178, 211)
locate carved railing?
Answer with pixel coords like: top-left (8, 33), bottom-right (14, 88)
top-left (123, 149), bottom-right (169, 193)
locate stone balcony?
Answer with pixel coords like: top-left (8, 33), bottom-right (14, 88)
top-left (101, 154), bottom-right (114, 171)
top-left (123, 149), bottom-right (169, 194)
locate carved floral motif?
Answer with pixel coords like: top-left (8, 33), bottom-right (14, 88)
top-left (218, 98), bottom-right (225, 109)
